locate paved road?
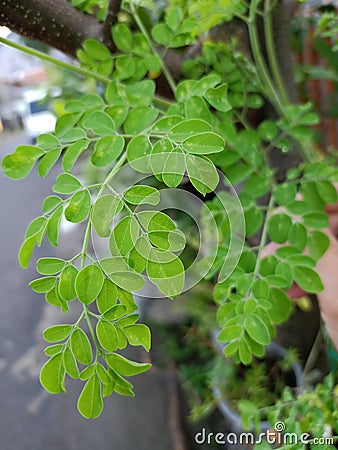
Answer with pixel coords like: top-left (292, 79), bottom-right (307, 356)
top-left (0, 131), bottom-right (174, 450)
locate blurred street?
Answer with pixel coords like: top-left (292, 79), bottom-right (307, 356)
top-left (0, 131), bottom-right (175, 450)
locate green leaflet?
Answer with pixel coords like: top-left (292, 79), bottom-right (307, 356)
top-left (185, 96), bottom-right (213, 122)
top-left (40, 353), bottom-right (66, 394)
top-left (109, 271), bottom-right (145, 292)
top-left (292, 266), bottom-right (324, 293)
top-left (65, 189), bottom-right (91, 223)
top-left (38, 148), bottom-right (62, 178)
top-left (92, 136), bottom-right (125, 167)
top-left (123, 185), bottom-right (160, 205)
top-left (302, 212), bottom-right (329, 229)
top-left (114, 55), bottom-right (136, 80)
top-left (80, 366), bottom-right (96, 381)
top-left (45, 287), bottom-right (64, 309)
top-left (192, 74), bottom-right (221, 95)
top-left (124, 107), bottom-right (158, 134)
top-left (273, 183), bottom-right (297, 206)
top-left (60, 127), bottom-right (86, 144)
top-left (97, 279), bottom-right (118, 314)
top-left (268, 213), bottom-right (292, 244)
top-left (37, 133), bottom-right (60, 150)
top-left (70, 328), bottom-right (92, 365)
top-left (268, 288), bottom-right (292, 324)
top-left (47, 205), bottom-right (63, 247)
top-left (53, 173), bottom-right (82, 194)
top-left (44, 344), bottom-right (63, 357)
top-left (43, 324), bottom-right (72, 342)
top-left (83, 111), bottom-right (115, 135)
top-left (148, 211), bottom-right (176, 233)
top-left (127, 135), bottom-right (153, 172)
top-left (307, 231), bottom-right (330, 260)
top-left (83, 39), bottom-right (112, 60)
top-left (244, 314), bottom-right (270, 346)
top-left (150, 138), bottom-right (173, 180)
top-left (43, 196), bottom-right (62, 214)
top-left (106, 105), bottom-right (128, 129)
top-left (123, 324), bottom-right (151, 351)
top-left (25, 217), bottom-right (47, 250)
top-left (63, 347), bottom-right (80, 379)
top-left (96, 320), bottom-right (119, 352)
top-left (75, 265), bottom-right (104, 304)
top-left (288, 223), bottom-right (307, 252)
top-left (118, 288), bottom-right (138, 314)
top-left (218, 324), bottom-right (242, 341)
top-left (162, 148), bottom-right (185, 188)
top-left (58, 265), bottom-right (78, 301)
top-left (168, 119), bottom-right (212, 142)
top-left (77, 375), bottom-right (103, 419)
top-left (182, 132), bottom-right (224, 155)
top-left (106, 353), bottom-right (151, 376)
top-left (112, 23), bottom-right (133, 53)
top-left (104, 304), bottom-right (127, 321)
top-left (152, 23), bottom-right (175, 46)
top-left (56, 113), bottom-right (82, 138)
top-left (37, 258), bottom-right (66, 275)
top-left (147, 250), bottom-right (185, 298)
top-left (205, 84), bottom-right (232, 112)
top-left (18, 232), bottom-right (40, 269)
top-left (30, 276), bottom-right (56, 293)
top-left (110, 215), bottom-right (139, 256)
top-left (185, 154), bottom-right (219, 195)
top-left (152, 116), bottom-right (183, 133)
top-left (92, 194), bottom-right (123, 238)
top-left (125, 80), bottom-right (155, 106)
top-left (62, 140), bottom-right (89, 172)
top-left (2, 145), bottom-right (44, 179)
top-left (96, 364), bottom-right (112, 385)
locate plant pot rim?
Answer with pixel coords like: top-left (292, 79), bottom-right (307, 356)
top-left (211, 332), bottom-right (303, 433)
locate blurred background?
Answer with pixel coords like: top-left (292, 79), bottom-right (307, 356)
top-left (1, 1), bottom-right (337, 448)
top-left (0, 27), bottom-right (181, 450)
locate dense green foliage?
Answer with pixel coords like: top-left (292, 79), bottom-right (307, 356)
top-left (1, 0), bottom-right (338, 431)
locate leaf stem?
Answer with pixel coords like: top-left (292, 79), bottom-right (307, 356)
top-left (130, 5), bottom-right (177, 95)
top-left (0, 37), bottom-right (110, 83)
top-left (0, 37), bottom-right (172, 109)
top-left (81, 221), bottom-right (92, 268)
top-left (263, 0), bottom-right (289, 106)
top-left (84, 305), bottom-right (101, 357)
top-left (247, 0), bottom-right (283, 116)
top-left (253, 193), bottom-right (274, 278)
top-left (100, 151), bottom-right (128, 193)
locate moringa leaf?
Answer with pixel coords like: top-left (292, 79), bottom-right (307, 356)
top-left (92, 194), bottom-right (123, 238)
top-left (40, 353), bottom-right (66, 394)
top-left (91, 136), bottom-right (125, 167)
top-left (65, 189), bottom-right (91, 223)
top-left (70, 328), bottom-right (92, 365)
top-left (77, 375), bottom-right (103, 419)
top-left (75, 265), bottom-right (104, 305)
top-left (2, 146), bottom-right (44, 179)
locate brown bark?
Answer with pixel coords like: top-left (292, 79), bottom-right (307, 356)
top-left (0, 0), bottom-right (117, 56)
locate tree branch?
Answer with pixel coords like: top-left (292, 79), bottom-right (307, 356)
top-left (0, 0), bottom-right (117, 57)
top-left (102, 0), bottom-right (122, 47)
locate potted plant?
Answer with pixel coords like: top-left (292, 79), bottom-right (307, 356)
top-left (211, 339), bottom-right (303, 434)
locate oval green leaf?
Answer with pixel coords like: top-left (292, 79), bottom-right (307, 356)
top-left (75, 265), bottom-right (104, 304)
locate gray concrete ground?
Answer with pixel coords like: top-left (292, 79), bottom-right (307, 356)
top-left (0, 131), bottom-right (176, 450)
